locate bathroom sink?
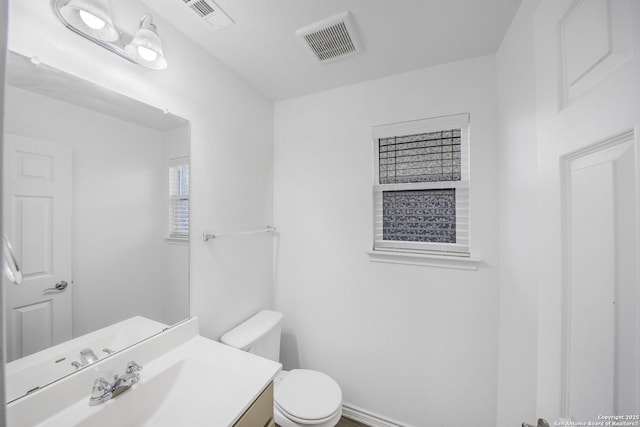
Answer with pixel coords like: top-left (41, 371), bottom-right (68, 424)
top-left (78, 359), bottom-right (223, 426)
top-left (36, 359), bottom-right (219, 426)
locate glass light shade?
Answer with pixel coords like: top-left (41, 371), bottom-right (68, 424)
top-left (79, 10), bottom-right (106, 30)
top-left (124, 15), bottom-right (168, 70)
top-left (59, 0), bottom-right (119, 41)
top-left (137, 46), bottom-right (158, 62)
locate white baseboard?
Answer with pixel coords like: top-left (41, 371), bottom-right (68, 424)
top-left (341, 403), bottom-right (412, 427)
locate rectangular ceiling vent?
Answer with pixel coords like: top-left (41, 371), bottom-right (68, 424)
top-left (296, 11), bottom-right (363, 63)
top-left (180, 0), bottom-right (234, 32)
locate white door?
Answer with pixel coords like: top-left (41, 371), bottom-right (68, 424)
top-left (534, 0), bottom-right (640, 423)
top-left (3, 134), bottom-right (73, 362)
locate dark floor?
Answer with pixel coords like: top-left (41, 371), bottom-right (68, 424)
top-left (276, 417), bottom-right (368, 427)
top-left (336, 417), bottom-right (370, 427)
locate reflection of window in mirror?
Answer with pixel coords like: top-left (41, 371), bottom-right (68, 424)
top-left (168, 157), bottom-right (190, 239)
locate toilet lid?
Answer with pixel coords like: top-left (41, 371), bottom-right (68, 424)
top-left (274, 369), bottom-right (342, 422)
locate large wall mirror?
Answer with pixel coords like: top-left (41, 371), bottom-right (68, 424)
top-left (2, 51), bottom-right (190, 402)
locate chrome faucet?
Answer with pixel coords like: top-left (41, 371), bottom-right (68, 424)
top-left (89, 361), bottom-right (143, 406)
top-left (80, 348), bottom-right (98, 365)
top-left (72, 348), bottom-right (100, 370)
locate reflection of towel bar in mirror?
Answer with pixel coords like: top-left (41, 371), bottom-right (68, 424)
top-left (3, 234), bottom-right (23, 285)
top-left (203, 226), bottom-right (277, 241)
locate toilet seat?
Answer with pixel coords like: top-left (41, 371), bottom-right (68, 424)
top-left (274, 403), bottom-right (342, 427)
top-left (274, 369), bottom-right (342, 425)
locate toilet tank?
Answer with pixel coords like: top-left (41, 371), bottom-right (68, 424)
top-left (220, 310), bottom-right (284, 362)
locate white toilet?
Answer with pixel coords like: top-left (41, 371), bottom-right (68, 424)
top-left (221, 310), bottom-right (343, 427)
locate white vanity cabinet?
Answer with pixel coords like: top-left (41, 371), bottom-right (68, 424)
top-left (234, 382), bottom-right (275, 427)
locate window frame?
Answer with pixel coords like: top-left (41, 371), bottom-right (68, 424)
top-left (371, 113), bottom-right (472, 259)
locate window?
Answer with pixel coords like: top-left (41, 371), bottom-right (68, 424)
top-left (168, 157), bottom-right (189, 239)
top-left (372, 113), bottom-right (470, 257)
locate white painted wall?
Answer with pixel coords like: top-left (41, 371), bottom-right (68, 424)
top-left (7, 0), bottom-right (275, 340)
top-left (273, 55), bottom-right (500, 427)
top-left (495, 1), bottom-right (540, 426)
top-left (4, 86), bottom-right (165, 335)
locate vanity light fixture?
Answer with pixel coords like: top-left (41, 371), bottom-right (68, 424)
top-left (58, 0), bottom-right (118, 41)
top-left (51, 0), bottom-right (168, 70)
top-left (124, 15), bottom-right (167, 70)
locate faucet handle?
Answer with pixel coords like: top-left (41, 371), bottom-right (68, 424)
top-left (93, 377), bottom-right (110, 390)
top-left (89, 377), bottom-right (114, 406)
top-left (91, 377), bottom-right (112, 398)
top-left (126, 361), bottom-right (143, 374)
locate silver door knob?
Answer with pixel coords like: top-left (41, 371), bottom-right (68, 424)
top-left (523, 419), bottom-right (550, 427)
top-left (44, 281), bottom-right (68, 292)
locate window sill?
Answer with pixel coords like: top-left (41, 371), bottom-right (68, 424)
top-left (366, 250), bottom-right (481, 270)
top-left (165, 237), bottom-right (189, 245)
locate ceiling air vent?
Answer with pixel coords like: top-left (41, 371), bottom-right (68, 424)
top-left (296, 11), bottom-right (363, 63)
top-left (180, 0), bottom-right (233, 32)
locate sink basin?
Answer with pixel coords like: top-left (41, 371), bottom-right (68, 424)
top-left (70, 359), bottom-right (224, 427)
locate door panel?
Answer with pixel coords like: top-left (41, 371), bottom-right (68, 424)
top-left (562, 137), bottom-right (636, 420)
top-left (3, 134), bottom-right (73, 362)
top-left (568, 161), bottom-right (615, 419)
top-left (15, 196), bottom-right (53, 275)
top-left (11, 300), bottom-right (54, 357)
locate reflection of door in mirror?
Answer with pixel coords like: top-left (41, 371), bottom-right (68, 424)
top-left (3, 135), bottom-right (73, 362)
top-left (4, 85), bottom-right (190, 337)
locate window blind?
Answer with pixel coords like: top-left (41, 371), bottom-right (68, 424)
top-left (379, 129), bottom-right (462, 184)
top-left (372, 114), bottom-right (470, 256)
top-left (169, 158), bottom-right (189, 239)
top-left (382, 189), bottom-right (456, 243)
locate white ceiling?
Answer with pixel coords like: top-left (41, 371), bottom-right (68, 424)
top-left (142, 0), bottom-right (523, 101)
